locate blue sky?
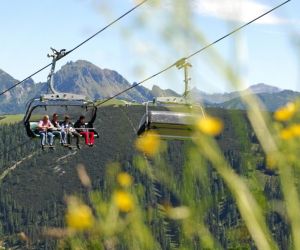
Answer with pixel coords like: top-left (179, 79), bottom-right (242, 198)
top-left (0, 0), bottom-right (299, 94)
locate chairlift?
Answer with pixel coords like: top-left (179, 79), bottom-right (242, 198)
top-left (137, 59), bottom-right (205, 140)
top-left (23, 48), bottom-right (98, 140)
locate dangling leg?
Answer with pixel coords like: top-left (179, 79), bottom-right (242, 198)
top-left (80, 132), bottom-right (89, 145)
top-left (48, 132), bottom-right (55, 147)
top-left (39, 131), bottom-right (46, 150)
top-left (73, 131), bottom-right (81, 149)
top-left (67, 132), bottom-right (72, 145)
top-left (89, 132), bottom-right (95, 145)
top-left (61, 130), bottom-right (66, 144)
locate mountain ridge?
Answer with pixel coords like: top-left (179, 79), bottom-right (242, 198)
top-left (0, 61), bottom-right (298, 114)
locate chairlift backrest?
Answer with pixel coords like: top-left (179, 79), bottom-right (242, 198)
top-left (23, 99), bottom-right (97, 138)
top-left (137, 102), bottom-right (204, 140)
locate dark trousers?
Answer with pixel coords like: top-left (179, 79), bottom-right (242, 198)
top-left (67, 131), bottom-right (81, 145)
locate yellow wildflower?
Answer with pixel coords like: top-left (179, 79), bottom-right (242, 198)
top-left (113, 190), bottom-right (134, 212)
top-left (274, 102), bottom-right (296, 122)
top-left (117, 172), bottom-right (133, 187)
top-left (289, 124), bottom-right (300, 137)
top-left (135, 131), bottom-right (161, 157)
top-left (266, 154), bottom-right (277, 169)
top-left (65, 199), bottom-right (93, 230)
top-left (280, 128), bottom-right (294, 140)
top-left (196, 116), bottom-right (223, 136)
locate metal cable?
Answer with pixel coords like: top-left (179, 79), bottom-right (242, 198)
top-left (0, 0), bottom-right (148, 97)
top-left (96, 0), bottom-right (291, 107)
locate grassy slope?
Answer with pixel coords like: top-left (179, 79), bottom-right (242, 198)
top-left (0, 114), bottom-right (23, 125)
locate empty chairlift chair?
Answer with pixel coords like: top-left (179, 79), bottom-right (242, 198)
top-left (137, 59), bottom-right (205, 140)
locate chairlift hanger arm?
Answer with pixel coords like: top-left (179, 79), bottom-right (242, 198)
top-left (43, 47), bottom-right (88, 101)
top-left (46, 48), bottom-right (63, 95)
top-left (47, 48), bottom-right (67, 60)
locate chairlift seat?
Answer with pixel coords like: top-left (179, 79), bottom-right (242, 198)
top-left (23, 99), bottom-right (98, 139)
top-left (138, 109), bottom-right (200, 140)
top-left (29, 122), bottom-right (40, 137)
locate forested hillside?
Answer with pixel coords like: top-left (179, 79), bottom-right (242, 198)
top-left (0, 106), bottom-right (288, 249)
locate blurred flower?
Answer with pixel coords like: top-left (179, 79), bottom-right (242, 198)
top-left (166, 206), bottom-right (191, 220)
top-left (196, 116), bottom-right (223, 136)
top-left (274, 102), bottom-right (296, 122)
top-left (278, 123), bottom-right (300, 140)
top-left (18, 232), bottom-right (29, 242)
top-left (266, 154), bottom-right (277, 169)
top-left (280, 128), bottom-right (294, 140)
top-left (77, 164), bottom-right (91, 188)
top-left (135, 131), bottom-right (161, 157)
top-left (113, 190), bottom-right (134, 212)
top-left (117, 172), bottom-right (133, 187)
top-left (65, 198), bottom-right (93, 231)
top-left (289, 124), bottom-right (300, 137)
top-left (43, 228), bottom-right (71, 238)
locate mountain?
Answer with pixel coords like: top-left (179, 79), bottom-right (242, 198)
top-left (247, 83), bottom-right (281, 94)
top-left (0, 69), bottom-right (44, 114)
top-left (53, 60), bottom-right (154, 102)
top-left (0, 62), bottom-right (157, 114)
top-left (151, 85), bottom-right (180, 98)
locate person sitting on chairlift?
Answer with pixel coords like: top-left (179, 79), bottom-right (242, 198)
top-left (38, 115), bottom-right (55, 150)
top-left (51, 113), bottom-right (66, 145)
top-left (74, 115), bottom-right (95, 147)
top-left (61, 115), bottom-right (81, 149)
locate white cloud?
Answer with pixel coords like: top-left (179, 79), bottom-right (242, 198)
top-left (195, 0), bottom-right (286, 25)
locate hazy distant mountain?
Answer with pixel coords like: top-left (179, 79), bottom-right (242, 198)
top-left (191, 87), bottom-right (239, 104)
top-left (190, 83), bottom-right (290, 109)
top-left (209, 83), bottom-right (297, 111)
top-left (218, 90), bottom-right (300, 111)
top-left (247, 83), bottom-right (281, 94)
top-left (191, 83), bottom-right (283, 104)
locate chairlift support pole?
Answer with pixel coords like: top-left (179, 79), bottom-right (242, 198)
top-left (175, 58), bottom-right (192, 99)
top-left (154, 58), bottom-right (193, 105)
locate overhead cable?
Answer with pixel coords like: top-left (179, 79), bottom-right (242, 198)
top-left (97, 0), bottom-right (291, 106)
top-left (0, 0), bottom-right (148, 97)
